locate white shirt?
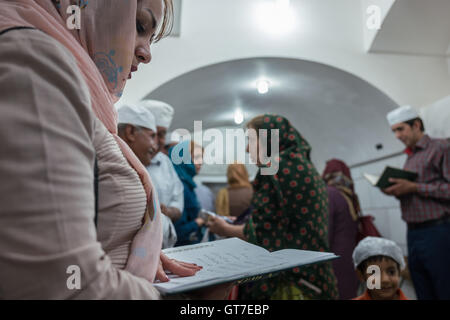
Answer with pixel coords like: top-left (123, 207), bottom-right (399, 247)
top-left (147, 152), bottom-right (184, 211)
top-left (147, 152), bottom-right (184, 248)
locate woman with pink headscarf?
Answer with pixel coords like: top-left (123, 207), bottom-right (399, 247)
top-left (0, 0), bottom-right (205, 299)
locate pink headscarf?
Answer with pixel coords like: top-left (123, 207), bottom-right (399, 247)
top-left (0, 0), bottom-right (162, 282)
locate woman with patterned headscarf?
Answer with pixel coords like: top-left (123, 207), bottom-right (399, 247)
top-left (322, 159), bottom-right (360, 299)
top-left (208, 114), bottom-right (338, 300)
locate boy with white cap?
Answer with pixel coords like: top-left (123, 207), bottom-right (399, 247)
top-left (352, 237), bottom-right (408, 300)
top-left (140, 100), bottom-right (185, 248)
top-left (384, 105), bottom-right (450, 300)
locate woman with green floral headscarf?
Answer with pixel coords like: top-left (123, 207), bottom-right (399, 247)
top-left (208, 114), bottom-right (338, 300)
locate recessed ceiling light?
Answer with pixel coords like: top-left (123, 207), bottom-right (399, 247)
top-left (256, 79), bottom-right (270, 94)
top-left (234, 109), bottom-right (244, 124)
top-left (277, 0), bottom-right (291, 9)
top-left (254, 0), bottom-right (295, 35)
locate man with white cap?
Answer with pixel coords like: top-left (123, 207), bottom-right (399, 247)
top-left (117, 104), bottom-right (158, 167)
top-left (140, 100), bottom-right (185, 248)
top-left (117, 103), bottom-right (180, 249)
top-left (385, 105), bottom-right (450, 300)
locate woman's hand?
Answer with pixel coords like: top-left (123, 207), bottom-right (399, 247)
top-left (195, 217), bottom-right (206, 227)
top-left (155, 252), bottom-right (202, 283)
top-left (207, 216), bottom-right (229, 236)
top-left (161, 204), bottom-right (182, 221)
top-left (208, 217), bottom-right (246, 240)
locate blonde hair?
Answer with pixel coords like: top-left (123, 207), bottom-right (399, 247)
top-left (227, 163), bottom-right (252, 189)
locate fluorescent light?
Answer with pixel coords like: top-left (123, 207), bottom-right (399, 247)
top-left (234, 109), bottom-right (244, 124)
top-left (256, 79), bottom-right (270, 94)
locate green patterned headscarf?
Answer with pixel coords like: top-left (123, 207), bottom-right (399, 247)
top-left (242, 115), bottom-right (338, 300)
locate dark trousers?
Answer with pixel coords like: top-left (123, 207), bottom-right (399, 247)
top-left (407, 221), bottom-right (450, 300)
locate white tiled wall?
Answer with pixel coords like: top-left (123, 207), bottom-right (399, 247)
top-left (351, 154), bottom-right (409, 255)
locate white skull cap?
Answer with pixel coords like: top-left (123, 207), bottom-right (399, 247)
top-left (386, 105), bottom-right (419, 126)
top-left (117, 104), bottom-right (156, 132)
top-left (352, 237), bottom-right (405, 270)
top-left (139, 100), bottom-right (174, 129)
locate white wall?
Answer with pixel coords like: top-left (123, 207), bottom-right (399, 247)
top-left (120, 0), bottom-right (450, 110)
top-left (420, 95), bottom-right (450, 138)
top-left (448, 57), bottom-right (450, 76)
top-left (362, 0), bottom-right (396, 52)
top-left (351, 154), bottom-right (408, 255)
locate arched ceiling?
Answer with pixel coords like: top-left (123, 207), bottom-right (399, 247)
top-left (120, 0), bottom-right (450, 112)
top-left (146, 57), bottom-right (403, 173)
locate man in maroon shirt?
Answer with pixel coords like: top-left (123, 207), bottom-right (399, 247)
top-left (383, 105), bottom-right (450, 300)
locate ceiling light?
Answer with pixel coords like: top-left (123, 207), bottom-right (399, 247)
top-left (256, 79), bottom-right (270, 95)
top-left (254, 0), bottom-right (295, 35)
top-left (234, 109), bottom-right (244, 124)
top-left (276, 0), bottom-right (290, 9)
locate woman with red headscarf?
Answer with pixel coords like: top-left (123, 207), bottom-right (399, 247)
top-left (322, 159), bottom-right (361, 299)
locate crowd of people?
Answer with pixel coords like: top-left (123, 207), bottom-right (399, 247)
top-left (0, 0), bottom-right (448, 300)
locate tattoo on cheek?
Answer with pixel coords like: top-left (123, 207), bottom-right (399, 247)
top-left (93, 50), bottom-right (123, 90)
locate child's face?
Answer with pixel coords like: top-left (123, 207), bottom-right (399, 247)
top-left (362, 258), bottom-right (401, 300)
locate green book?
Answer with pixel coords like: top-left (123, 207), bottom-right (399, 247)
top-left (154, 238), bottom-right (338, 295)
top-left (364, 166), bottom-right (418, 189)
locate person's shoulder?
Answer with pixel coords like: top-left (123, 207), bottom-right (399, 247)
top-left (218, 186), bottom-right (228, 192)
top-left (217, 187), bottom-right (228, 196)
top-left (1, 27), bottom-right (47, 43)
top-left (1, 28), bottom-right (76, 65)
top-left (154, 152), bottom-right (173, 167)
top-left (428, 136), bottom-right (450, 153)
top-left (156, 152), bottom-right (168, 160)
top-left (0, 27), bottom-right (89, 102)
top-left (159, 152), bottom-right (179, 165)
top-left (352, 290), bottom-right (371, 300)
top-left (397, 289), bottom-right (409, 300)
top-left (0, 27), bottom-right (93, 133)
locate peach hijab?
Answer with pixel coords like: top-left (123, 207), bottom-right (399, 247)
top-left (0, 0), bottom-right (162, 282)
top-left (227, 163), bottom-right (252, 189)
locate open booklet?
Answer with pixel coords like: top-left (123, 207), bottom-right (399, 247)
top-left (363, 166), bottom-right (418, 189)
top-left (154, 237), bottom-right (338, 295)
